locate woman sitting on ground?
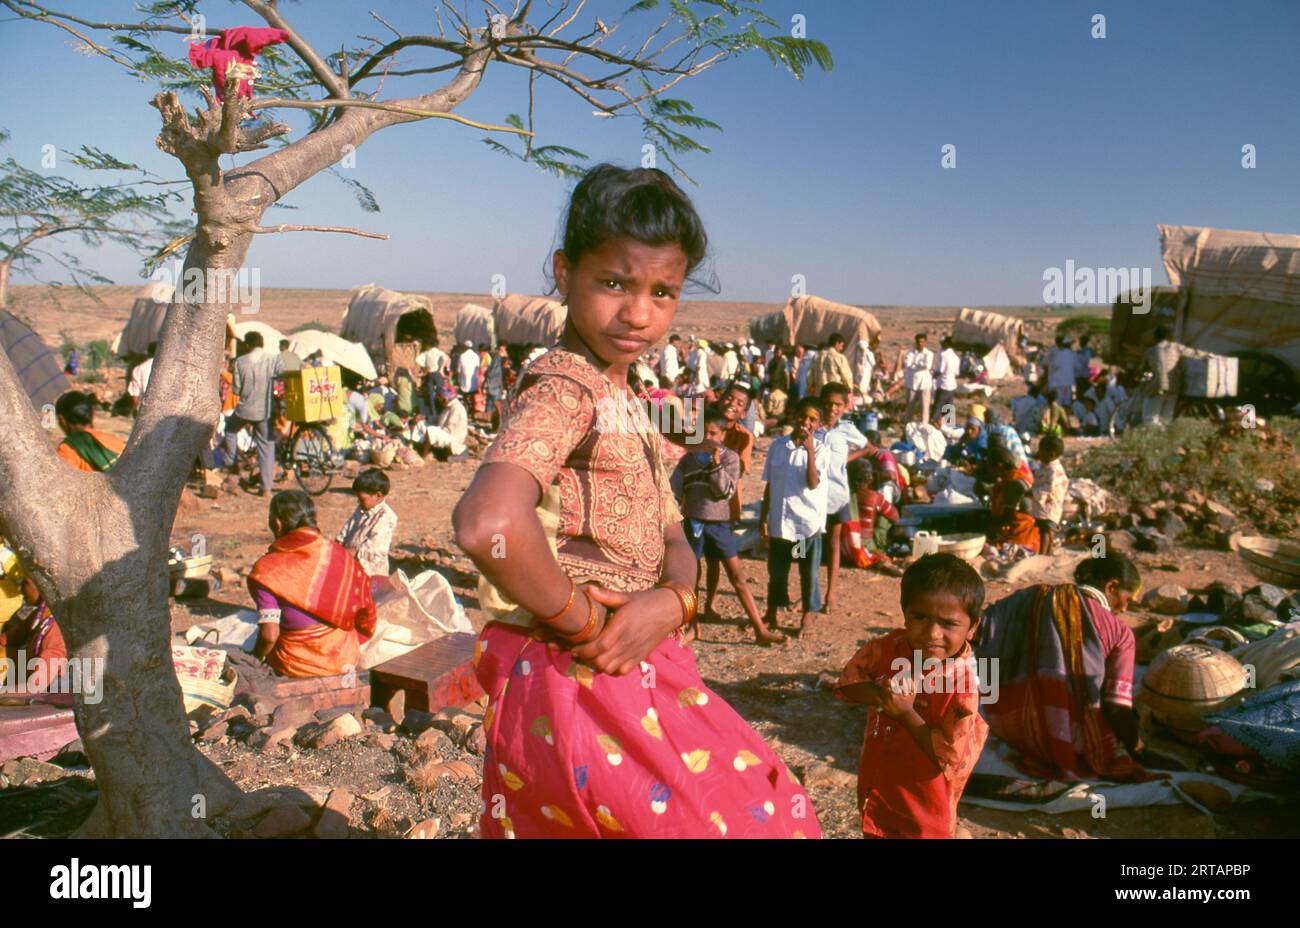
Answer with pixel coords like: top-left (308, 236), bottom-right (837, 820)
top-left (247, 490), bottom-right (376, 678)
top-left (982, 446), bottom-right (1040, 568)
top-left (975, 552), bottom-right (1149, 780)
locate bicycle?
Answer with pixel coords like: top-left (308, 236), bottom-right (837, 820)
top-left (230, 414), bottom-right (339, 497)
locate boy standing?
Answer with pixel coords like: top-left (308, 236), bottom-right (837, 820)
top-left (761, 397), bottom-right (830, 635)
top-left (817, 382), bottom-right (870, 614)
top-left (672, 408), bottom-right (783, 645)
top-left (337, 468), bottom-right (399, 579)
top-left (834, 554), bottom-right (989, 838)
top-left (1030, 434), bottom-right (1069, 554)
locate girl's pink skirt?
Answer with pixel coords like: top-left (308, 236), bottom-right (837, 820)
top-left (475, 622), bottom-right (821, 838)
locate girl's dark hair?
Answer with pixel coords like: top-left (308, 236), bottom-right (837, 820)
top-left (269, 490), bottom-right (317, 532)
top-left (353, 468), bottom-right (390, 497)
top-left (557, 163), bottom-right (711, 284)
top-left (847, 457), bottom-right (873, 491)
top-left (1075, 551), bottom-right (1141, 592)
top-left (55, 390), bottom-right (95, 426)
top-left (901, 553), bottom-right (985, 622)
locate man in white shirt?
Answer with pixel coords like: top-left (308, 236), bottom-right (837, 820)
top-left (126, 342), bottom-right (157, 415)
top-left (934, 336), bottom-right (961, 420)
top-left (425, 384), bottom-right (469, 458)
top-left (415, 340), bottom-right (448, 378)
top-left (795, 347), bottom-right (816, 401)
top-left (902, 332), bottom-right (935, 424)
top-left (855, 335), bottom-right (878, 407)
top-left (659, 334), bottom-right (682, 385)
top-left (1011, 384), bottom-right (1047, 436)
top-left (1047, 336), bottom-right (1077, 406)
top-left (456, 339), bottom-right (480, 402)
top-left (720, 342), bottom-right (740, 384)
top-left (689, 339), bottom-right (710, 391)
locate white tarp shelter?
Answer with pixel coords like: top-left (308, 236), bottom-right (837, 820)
top-left (114, 282), bottom-right (174, 358)
top-left (340, 284), bottom-right (436, 362)
top-left (287, 329), bottom-right (377, 380)
top-left (453, 303), bottom-right (496, 348)
top-left (492, 294), bottom-right (567, 346)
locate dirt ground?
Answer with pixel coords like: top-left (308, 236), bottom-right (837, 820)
top-left (11, 286), bottom-right (1300, 838)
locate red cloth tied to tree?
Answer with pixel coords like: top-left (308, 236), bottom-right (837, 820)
top-left (246, 528), bottom-right (376, 638)
top-left (188, 26), bottom-right (290, 99)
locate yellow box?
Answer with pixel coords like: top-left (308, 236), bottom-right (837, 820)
top-left (0, 543), bottom-right (24, 624)
top-left (283, 365), bottom-right (345, 423)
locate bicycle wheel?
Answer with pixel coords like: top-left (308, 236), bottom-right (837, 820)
top-left (288, 425), bottom-right (336, 496)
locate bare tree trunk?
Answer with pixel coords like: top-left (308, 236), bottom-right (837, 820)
top-left (0, 259), bottom-right (11, 310)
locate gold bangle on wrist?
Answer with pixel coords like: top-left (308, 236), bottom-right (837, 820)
top-left (539, 578), bottom-right (576, 626)
top-left (658, 582), bottom-right (697, 628)
top-left (563, 591), bottom-right (600, 644)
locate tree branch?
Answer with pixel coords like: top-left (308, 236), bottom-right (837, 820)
top-left (250, 96), bottom-right (530, 135)
top-left (240, 0), bottom-right (350, 100)
top-left (252, 223), bottom-right (387, 240)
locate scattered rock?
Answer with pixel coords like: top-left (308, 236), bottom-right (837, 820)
top-left (295, 712), bottom-right (364, 749)
top-left (1106, 530), bottom-right (1136, 553)
top-left (1136, 503), bottom-right (1159, 525)
top-left (413, 727), bottom-right (454, 758)
top-left (364, 732), bottom-right (396, 752)
top-left (253, 802), bottom-right (313, 838)
top-left (198, 721), bottom-right (228, 742)
top-left (1249, 584), bottom-right (1288, 608)
top-left (1181, 489), bottom-right (1206, 507)
top-left (1143, 584), bottom-right (1190, 615)
top-left (386, 690), bottom-right (407, 727)
top-left (405, 816), bottom-right (441, 839)
top-left (362, 708), bottom-right (397, 732)
top-left (1133, 528), bottom-right (1171, 554)
top-left (1203, 500), bottom-right (1237, 531)
top-left (312, 789), bottom-right (354, 839)
top-left (1255, 478), bottom-right (1275, 494)
top-left (249, 726), bottom-right (296, 753)
top-left (314, 704), bottom-right (364, 724)
top-left (216, 566), bottom-right (241, 587)
top-left (272, 701), bottom-right (316, 732)
top-left (399, 708), bottom-right (437, 735)
top-left (1155, 511), bottom-right (1187, 541)
top-left (464, 724), bottom-right (487, 756)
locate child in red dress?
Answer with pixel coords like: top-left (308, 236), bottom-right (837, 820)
top-left (834, 553), bottom-right (988, 837)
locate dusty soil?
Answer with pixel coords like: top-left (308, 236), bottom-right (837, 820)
top-left (8, 286), bottom-right (1298, 839)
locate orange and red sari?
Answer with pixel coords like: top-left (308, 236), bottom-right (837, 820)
top-left (247, 528), bottom-right (376, 677)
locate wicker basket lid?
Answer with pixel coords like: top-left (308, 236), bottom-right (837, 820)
top-left (1141, 644), bottom-right (1247, 701)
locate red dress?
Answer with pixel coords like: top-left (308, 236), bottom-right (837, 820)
top-left (837, 629), bottom-right (988, 838)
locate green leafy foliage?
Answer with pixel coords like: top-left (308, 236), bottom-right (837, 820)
top-left (1074, 416), bottom-right (1300, 540)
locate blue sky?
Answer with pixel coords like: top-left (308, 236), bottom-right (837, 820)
top-left (2, 0), bottom-right (1297, 305)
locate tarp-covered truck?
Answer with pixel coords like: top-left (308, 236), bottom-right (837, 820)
top-left (1110, 225), bottom-right (1300, 413)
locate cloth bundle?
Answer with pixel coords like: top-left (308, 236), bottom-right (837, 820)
top-left (188, 26), bottom-right (290, 100)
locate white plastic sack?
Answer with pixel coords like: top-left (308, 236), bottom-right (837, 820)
top-left (359, 568), bottom-right (472, 670)
top-left (185, 610), bottom-right (259, 651)
top-left (982, 343), bottom-right (1012, 382)
top-left (934, 487), bottom-right (978, 506)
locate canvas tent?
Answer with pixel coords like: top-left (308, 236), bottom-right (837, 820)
top-left (492, 294), bottom-right (567, 346)
top-left (1, 311), bottom-right (69, 411)
top-left (1110, 225), bottom-right (1300, 410)
top-left (340, 284), bottom-right (437, 364)
top-left (748, 295), bottom-right (880, 362)
top-left (113, 281), bottom-right (174, 358)
top-left (287, 330), bottom-right (378, 381)
top-left (951, 308), bottom-right (1025, 365)
top-left (230, 320), bottom-right (286, 350)
top-left (453, 303), bottom-right (496, 348)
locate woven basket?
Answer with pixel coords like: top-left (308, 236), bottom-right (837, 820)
top-left (370, 444), bottom-right (398, 468)
top-left (1237, 536), bottom-right (1300, 587)
top-left (1137, 643), bottom-right (1247, 733)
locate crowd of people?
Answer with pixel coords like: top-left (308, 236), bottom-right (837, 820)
top-left (15, 163), bottom-right (1183, 842)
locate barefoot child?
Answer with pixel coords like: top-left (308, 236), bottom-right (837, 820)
top-left (817, 382), bottom-right (870, 613)
top-left (336, 468), bottom-right (398, 579)
top-left (834, 553), bottom-right (989, 838)
top-left (1029, 434), bottom-right (1068, 555)
top-left (453, 163), bottom-right (818, 838)
top-left (671, 406), bottom-right (783, 644)
top-left (760, 396), bottom-right (830, 635)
